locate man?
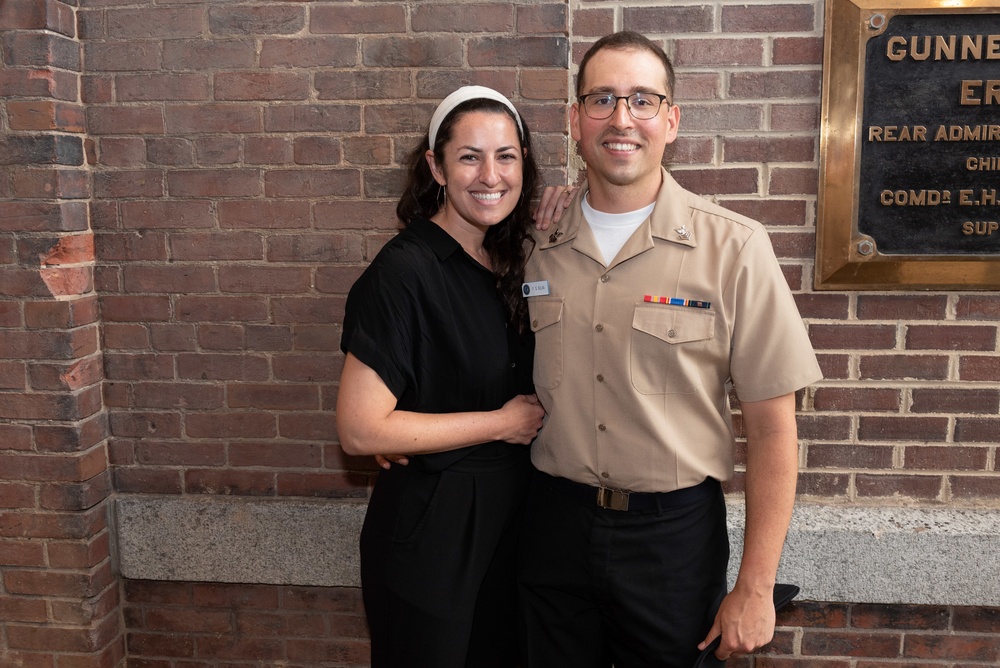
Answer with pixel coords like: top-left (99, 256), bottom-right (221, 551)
top-left (518, 31), bottom-right (822, 667)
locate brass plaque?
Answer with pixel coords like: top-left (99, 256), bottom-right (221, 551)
top-left (816, 0), bottom-right (1000, 289)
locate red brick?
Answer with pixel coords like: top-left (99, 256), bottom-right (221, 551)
top-left (675, 38), bottom-right (764, 67)
top-left (108, 411), bottom-right (182, 440)
top-left (40, 471), bottom-right (113, 512)
top-left (261, 168), bottom-right (359, 197)
top-left (265, 104), bottom-right (362, 134)
top-left (101, 324), bottom-right (149, 350)
top-left (169, 232), bottom-right (264, 261)
top-left (724, 136), bottom-right (815, 163)
top-left (0, 384), bottom-right (102, 421)
top-left (192, 136), bottom-right (236, 166)
top-left (276, 472), bottom-right (369, 498)
top-left (162, 39), bottom-right (256, 71)
top-left (122, 265), bottom-right (215, 295)
top-left (572, 8), bottom-right (615, 37)
top-left (858, 416), bottom-right (949, 442)
top-left (217, 266), bottom-right (311, 295)
top-left (165, 104), bottom-right (262, 134)
top-left (197, 324), bottom-right (243, 350)
top-left (230, 442), bottom-right (322, 469)
top-left (0, 482), bottom-right (36, 510)
top-left (412, 3), bottom-right (512, 32)
top-left (5, 32), bottom-right (79, 70)
top-left (793, 293), bottom-right (850, 319)
top-left (87, 107), bottom-right (165, 136)
top-left (177, 353), bottom-right (269, 381)
top-left (286, 638), bottom-right (370, 663)
top-left (906, 325), bottom-right (997, 351)
top-left (677, 104), bottom-right (764, 133)
top-left (860, 355), bottom-right (950, 381)
top-left (113, 468), bottom-right (183, 495)
top-left (0, 361), bottom-right (27, 390)
top-left (47, 533), bottom-right (112, 570)
top-left (773, 37), bottom-right (824, 65)
top-left (903, 634), bottom-right (999, 661)
top-left (226, 384), bottom-right (319, 411)
top-left (270, 297), bottom-right (346, 326)
top-left (517, 3), bottom-right (567, 34)
top-left (959, 355), bottom-right (1000, 382)
top-left (771, 103), bottom-right (820, 131)
top-left (856, 295), bottom-right (949, 320)
top-left (364, 36), bottom-right (465, 68)
top-left (13, 168), bottom-right (91, 199)
top-left (208, 5), bottom-right (304, 36)
top-left (277, 411), bottom-right (337, 442)
top-left (0, 593), bottom-right (49, 623)
top-left (217, 200), bottom-right (311, 230)
top-left (93, 170), bottom-right (163, 199)
top-left (956, 295), bottom-right (1000, 319)
top-left (806, 444), bottom-right (894, 469)
top-left (167, 170), bottom-right (261, 198)
top-left (954, 417), bottom-right (1000, 443)
top-left (810, 325), bottom-right (897, 350)
top-left (29, 356), bottom-right (103, 392)
top-left (267, 234), bottom-right (364, 264)
top-left (812, 388), bottom-right (901, 412)
top-left (143, 608), bottom-right (232, 634)
top-left (903, 446), bottom-right (988, 471)
top-left (855, 474), bottom-right (943, 500)
top-left (106, 7), bottom-right (204, 39)
top-left (214, 72), bottom-right (310, 101)
top-left (260, 36), bottom-right (357, 68)
top-left (245, 137), bottom-right (294, 165)
top-left (0, 423), bottom-right (31, 450)
top-left (100, 296), bottom-right (171, 323)
top-left (311, 4), bottom-right (404, 34)
top-left (911, 388), bottom-right (999, 414)
top-left (132, 383), bottom-right (224, 410)
top-left (294, 324), bottom-right (346, 352)
top-left (175, 296), bottom-right (268, 323)
top-left (135, 441), bottom-right (225, 467)
top-left (0, 66), bottom-right (77, 100)
top-left (672, 168), bottom-right (760, 196)
top-left (116, 73), bottom-right (211, 102)
top-left (624, 6), bottom-right (713, 33)
top-left (0, 201), bottom-right (88, 233)
top-left (184, 469), bottom-right (276, 496)
top-left (34, 414), bottom-right (109, 455)
top-left (126, 632), bottom-right (194, 658)
top-left (7, 100), bottom-right (85, 132)
top-left (722, 4), bottom-right (816, 32)
top-left (235, 609), bottom-right (326, 636)
top-left (104, 354), bottom-right (173, 381)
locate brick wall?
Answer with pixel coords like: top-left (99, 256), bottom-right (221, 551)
top-left (1, 0), bottom-right (124, 666)
top-left (1, 0), bottom-right (998, 666)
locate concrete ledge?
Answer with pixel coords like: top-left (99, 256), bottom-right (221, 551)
top-left (114, 495), bottom-right (367, 587)
top-left (114, 496), bottom-right (1000, 606)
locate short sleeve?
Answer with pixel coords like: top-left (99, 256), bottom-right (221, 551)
top-left (728, 228), bottom-right (823, 402)
top-left (340, 250), bottom-right (419, 400)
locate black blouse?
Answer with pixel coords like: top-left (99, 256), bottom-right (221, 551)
top-left (341, 218), bottom-right (534, 471)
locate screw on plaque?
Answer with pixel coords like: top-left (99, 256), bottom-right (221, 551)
top-left (857, 240), bottom-right (875, 256)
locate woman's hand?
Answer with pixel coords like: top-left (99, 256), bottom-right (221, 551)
top-left (533, 185), bottom-right (577, 231)
top-left (498, 394), bottom-right (545, 444)
top-left (374, 454), bottom-right (409, 470)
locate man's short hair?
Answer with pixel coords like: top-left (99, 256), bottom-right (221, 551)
top-left (575, 31), bottom-right (675, 102)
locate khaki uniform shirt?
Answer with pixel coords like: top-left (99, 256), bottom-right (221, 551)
top-left (525, 168), bottom-right (822, 493)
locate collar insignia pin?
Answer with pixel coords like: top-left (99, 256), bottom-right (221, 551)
top-left (548, 230), bottom-right (563, 244)
top-left (675, 226), bottom-right (691, 241)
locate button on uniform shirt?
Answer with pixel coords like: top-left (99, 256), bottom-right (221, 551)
top-left (525, 169), bottom-right (822, 493)
top-left (341, 217), bottom-right (534, 472)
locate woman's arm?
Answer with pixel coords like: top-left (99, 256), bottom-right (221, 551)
top-left (336, 352), bottom-right (545, 457)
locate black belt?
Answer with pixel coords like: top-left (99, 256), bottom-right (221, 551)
top-left (538, 471), bottom-right (718, 513)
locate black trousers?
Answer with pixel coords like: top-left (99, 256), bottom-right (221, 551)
top-left (360, 447), bottom-right (531, 668)
top-left (518, 471), bottom-right (729, 668)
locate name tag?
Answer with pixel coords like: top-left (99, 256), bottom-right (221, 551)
top-left (522, 280), bottom-right (550, 297)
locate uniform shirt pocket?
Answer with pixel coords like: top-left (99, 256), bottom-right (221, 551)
top-left (529, 298), bottom-right (563, 390)
top-left (631, 304), bottom-right (716, 395)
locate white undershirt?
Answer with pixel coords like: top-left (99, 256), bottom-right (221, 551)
top-left (582, 195), bottom-right (656, 266)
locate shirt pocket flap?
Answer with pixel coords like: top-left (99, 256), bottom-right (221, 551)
top-left (529, 298), bottom-right (563, 333)
top-left (632, 305), bottom-right (715, 344)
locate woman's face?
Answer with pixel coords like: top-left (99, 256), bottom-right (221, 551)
top-left (427, 110), bottom-right (523, 233)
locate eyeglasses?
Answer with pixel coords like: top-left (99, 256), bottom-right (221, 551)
top-left (578, 93), bottom-right (671, 120)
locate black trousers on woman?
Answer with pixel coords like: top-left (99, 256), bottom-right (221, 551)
top-left (360, 445), bottom-right (531, 668)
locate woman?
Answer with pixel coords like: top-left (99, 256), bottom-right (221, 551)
top-left (336, 86), bottom-right (544, 668)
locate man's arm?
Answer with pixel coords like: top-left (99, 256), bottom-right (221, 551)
top-left (698, 391), bottom-right (799, 660)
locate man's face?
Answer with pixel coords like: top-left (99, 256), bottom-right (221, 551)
top-left (571, 47), bottom-right (679, 195)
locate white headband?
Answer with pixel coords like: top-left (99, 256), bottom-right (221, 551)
top-left (427, 85), bottom-right (524, 150)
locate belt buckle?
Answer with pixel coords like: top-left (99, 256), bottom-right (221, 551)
top-left (596, 486), bottom-right (630, 511)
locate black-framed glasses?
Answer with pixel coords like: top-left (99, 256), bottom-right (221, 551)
top-left (578, 92), bottom-right (671, 120)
